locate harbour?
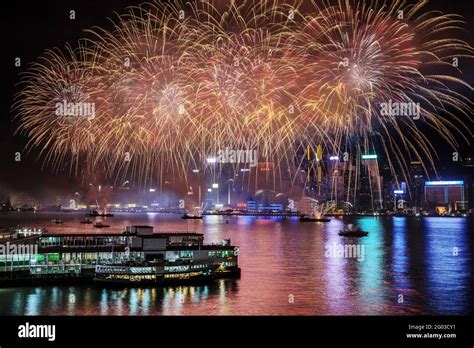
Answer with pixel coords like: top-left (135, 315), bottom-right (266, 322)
top-left (0, 212), bottom-right (472, 315)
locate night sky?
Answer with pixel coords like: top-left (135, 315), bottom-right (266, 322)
top-left (0, 0), bottom-right (473, 199)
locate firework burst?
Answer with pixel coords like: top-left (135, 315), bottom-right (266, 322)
top-left (14, 0), bottom-right (473, 192)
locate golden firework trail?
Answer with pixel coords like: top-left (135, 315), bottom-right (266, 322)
top-left (13, 0), bottom-right (473, 193)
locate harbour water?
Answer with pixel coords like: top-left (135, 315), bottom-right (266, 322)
top-left (0, 212), bottom-right (472, 315)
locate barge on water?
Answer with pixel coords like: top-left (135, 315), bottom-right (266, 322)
top-left (0, 225), bottom-right (240, 286)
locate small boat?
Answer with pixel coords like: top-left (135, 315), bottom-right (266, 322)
top-left (93, 222), bottom-right (110, 228)
top-left (339, 224), bottom-right (368, 237)
top-left (299, 215), bottom-right (331, 222)
top-left (80, 218), bottom-right (93, 224)
top-left (87, 210), bottom-right (114, 217)
top-left (51, 219), bottom-right (63, 224)
top-left (181, 213), bottom-right (203, 220)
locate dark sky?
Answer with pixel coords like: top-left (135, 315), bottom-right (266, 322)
top-left (0, 0), bottom-right (143, 198)
top-left (0, 0), bottom-right (473, 199)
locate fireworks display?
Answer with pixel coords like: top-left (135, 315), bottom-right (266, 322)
top-left (13, 0), bottom-right (473, 188)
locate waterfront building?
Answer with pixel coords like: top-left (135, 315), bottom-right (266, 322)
top-left (247, 200), bottom-right (257, 212)
top-left (246, 200), bottom-right (283, 213)
top-left (460, 156), bottom-right (473, 211)
top-left (327, 157), bottom-right (346, 208)
top-left (358, 155), bottom-right (383, 212)
top-left (424, 180), bottom-right (466, 212)
top-left (409, 161), bottom-right (425, 210)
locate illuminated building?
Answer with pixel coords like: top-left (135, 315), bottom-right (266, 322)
top-left (424, 180), bottom-right (466, 211)
top-left (358, 154), bottom-right (383, 212)
top-left (327, 155), bottom-right (346, 208)
top-left (409, 161), bottom-right (425, 210)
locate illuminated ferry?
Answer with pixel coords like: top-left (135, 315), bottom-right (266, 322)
top-left (94, 225), bottom-right (240, 285)
top-left (0, 225), bottom-right (240, 286)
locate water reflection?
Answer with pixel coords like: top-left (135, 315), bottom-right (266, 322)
top-left (324, 218), bottom-right (351, 314)
top-left (391, 218), bottom-right (410, 290)
top-left (357, 218), bottom-right (385, 314)
top-left (424, 218), bottom-right (470, 314)
top-left (0, 214), bottom-right (472, 315)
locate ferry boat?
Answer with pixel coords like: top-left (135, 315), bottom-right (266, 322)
top-left (94, 261), bottom-right (217, 285)
top-left (299, 215), bottom-right (331, 222)
top-left (339, 224), bottom-right (368, 237)
top-left (0, 225), bottom-right (240, 287)
top-left (87, 210), bottom-right (114, 217)
top-left (94, 226), bottom-right (240, 285)
top-left (181, 213), bottom-right (203, 220)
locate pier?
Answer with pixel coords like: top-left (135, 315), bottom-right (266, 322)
top-left (0, 226), bottom-right (240, 286)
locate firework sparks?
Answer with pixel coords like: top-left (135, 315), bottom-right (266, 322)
top-left (14, 0), bottom-right (473, 190)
